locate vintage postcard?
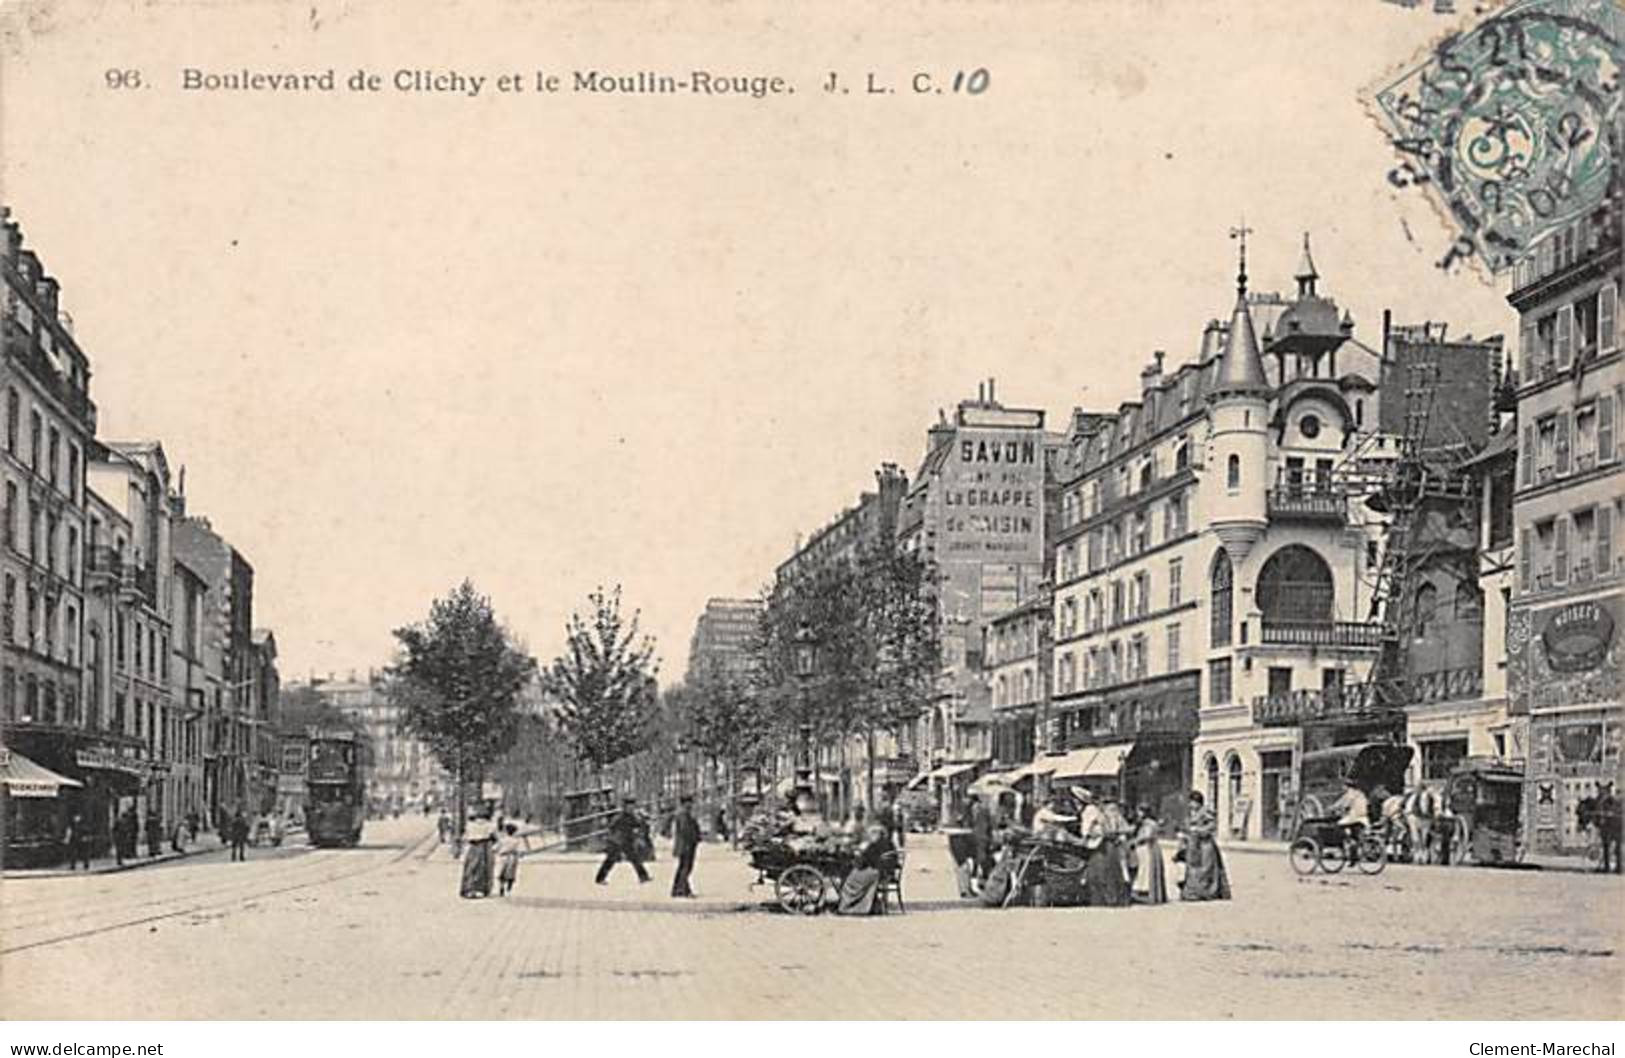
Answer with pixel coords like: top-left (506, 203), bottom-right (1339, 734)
top-left (0, 0), bottom-right (1621, 1035)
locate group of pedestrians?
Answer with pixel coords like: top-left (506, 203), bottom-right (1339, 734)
top-left (457, 805), bottom-right (524, 898)
top-left (965, 787), bottom-right (1228, 908)
top-left (59, 805), bottom-right (209, 870)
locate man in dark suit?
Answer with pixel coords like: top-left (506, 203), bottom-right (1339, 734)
top-left (670, 796), bottom-right (701, 897)
top-left (970, 793), bottom-right (996, 882)
top-left (595, 796), bottom-right (651, 884)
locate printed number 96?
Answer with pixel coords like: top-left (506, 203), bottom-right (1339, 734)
top-left (105, 69), bottom-right (143, 89)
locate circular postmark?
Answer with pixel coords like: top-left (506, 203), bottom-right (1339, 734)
top-left (1371, 0), bottom-right (1621, 273)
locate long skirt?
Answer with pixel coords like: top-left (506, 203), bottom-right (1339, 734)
top-left (460, 840), bottom-right (493, 898)
top-left (1084, 841), bottom-right (1131, 907)
top-left (1132, 839), bottom-right (1168, 904)
top-left (1180, 836), bottom-right (1231, 901)
top-left (837, 867), bottom-right (881, 915)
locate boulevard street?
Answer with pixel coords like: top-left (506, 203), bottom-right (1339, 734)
top-left (3, 817), bottom-right (1620, 1020)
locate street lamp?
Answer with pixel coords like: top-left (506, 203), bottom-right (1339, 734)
top-left (793, 622), bottom-right (818, 810)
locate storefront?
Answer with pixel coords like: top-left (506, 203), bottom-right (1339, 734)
top-left (1509, 594), bottom-right (1622, 858)
top-left (1, 747), bottom-right (84, 867)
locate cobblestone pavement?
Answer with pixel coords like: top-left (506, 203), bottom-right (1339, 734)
top-left (4, 819), bottom-right (1620, 1020)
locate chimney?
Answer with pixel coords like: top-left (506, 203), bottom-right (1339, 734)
top-left (36, 276), bottom-right (58, 317)
top-left (987, 377), bottom-right (997, 404)
top-left (1140, 351), bottom-right (1165, 394)
top-left (0, 212), bottom-right (20, 264)
top-left (1199, 319), bottom-right (1225, 361)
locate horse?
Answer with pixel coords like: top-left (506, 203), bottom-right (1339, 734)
top-left (1576, 790), bottom-right (1622, 873)
top-left (1397, 785), bottom-right (1440, 865)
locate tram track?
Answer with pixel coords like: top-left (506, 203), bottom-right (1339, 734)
top-left (0, 826), bottom-right (438, 956)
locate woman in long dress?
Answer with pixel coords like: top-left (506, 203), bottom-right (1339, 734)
top-left (837, 825), bottom-right (896, 915)
top-left (459, 809), bottom-right (497, 898)
top-left (1131, 805), bottom-right (1168, 904)
top-left (1179, 791), bottom-right (1231, 902)
top-left (1085, 794), bottom-right (1132, 908)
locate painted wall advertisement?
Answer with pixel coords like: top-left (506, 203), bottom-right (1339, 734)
top-left (1506, 593), bottom-right (1620, 715)
top-left (940, 428), bottom-right (1044, 563)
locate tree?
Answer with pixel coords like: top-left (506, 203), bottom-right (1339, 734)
top-left (680, 657), bottom-right (775, 839)
top-left (390, 580), bottom-right (537, 823)
top-left (541, 586), bottom-right (661, 786)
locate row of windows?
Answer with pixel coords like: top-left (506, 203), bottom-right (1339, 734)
top-left (1522, 386), bottom-right (1621, 488)
top-left (3, 478), bottom-right (85, 580)
top-left (1058, 558), bottom-right (1184, 641)
top-left (1520, 498), bottom-right (1621, 593)
top-left (1056, 624), bottom-right (1183, 695)
top-left (2, 387), bottom-right (83, 501)
top-left (1520, 281), bottom-right (1619, 385)
top-left (1057, 490), bottom-right (1191, 584)
top-left (1058, 438), bottom-right (1194, 530)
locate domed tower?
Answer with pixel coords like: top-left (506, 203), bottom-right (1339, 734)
top-left (1206, 232), bottom-right (1272, 563)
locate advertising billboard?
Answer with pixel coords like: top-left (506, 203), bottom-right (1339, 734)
top-left (1507, 593), bottom-right (1620, 714)
top-left (939, 428), bottom-right (1044, 563)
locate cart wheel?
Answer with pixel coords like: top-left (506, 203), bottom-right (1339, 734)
top-left (1045, 851), bottom-right (1087, 876)
top-left (1357, 834), bottom-right (1388, 875)
top-left (1289, 838), bottom-right (1320, 876)
top-left (776, 865), bottom-right (826, 915)
top-left (1318, 842), bottom-right (1347, 873)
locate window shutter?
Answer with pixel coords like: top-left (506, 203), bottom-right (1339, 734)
top-left (1598, 504), bottom-right (1614, 577)
top-left (1520, 528), bottom-right (1532, 591)
top-left (1555, 517), bottom-right (1570, 584)
top-left (1602, 282), bottom-right (1619, 354)
top-left (1521, 323), bottom-right (1538, 378)
top-left (1556, 304), bottom-right (1574, 369)
top-left (1523, 424), bottom-right (1535, 485)
top-left (1600, 394), bottom-right (1616, 465)
top-left (1556, 410), bottom-right (1572, 475)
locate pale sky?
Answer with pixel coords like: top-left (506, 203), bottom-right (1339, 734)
top-left (1, 0), bottom-right (1514, 683)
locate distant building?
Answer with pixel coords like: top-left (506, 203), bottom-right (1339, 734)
top-left (685, 597), bottom-right (763, 684)
top-left (897, 382), bottom-right (1051, 818)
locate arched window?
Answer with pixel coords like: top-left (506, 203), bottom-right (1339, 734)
top-left (1414, 582), bottom-right (1439, 639)
top-left (1205, 755), bottom-right (1220, 810)
top-left (1257, 545), bottom-right (1334, 624)
top-left (1210, 550), bottom-right (1233, 646)
top-left (1175, 441), bottom-right (1190, 470)
top-left (1226, 453), bottom-right (1241, 489)
top-left (1227, 754), bottom-right (1244, 823)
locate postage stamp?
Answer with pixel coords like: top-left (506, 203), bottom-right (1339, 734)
top-left (1366, 0), bottom-right (1621, 275)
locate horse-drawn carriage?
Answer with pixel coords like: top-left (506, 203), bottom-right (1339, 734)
top-left (1446, 758), bottom-right (1525, 866)
top-left (1288, 742), bottom-right (1414, 876)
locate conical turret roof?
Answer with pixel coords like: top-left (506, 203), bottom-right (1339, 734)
top-left (1212, 291), bottom-right (1271, 396)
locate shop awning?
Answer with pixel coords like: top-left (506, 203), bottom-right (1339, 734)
top-left (772, 773), bottom-right (844, 797)
top-left (1010, 756), bottom-right (1062, 779)
top-left (1049, 742), bottom-right (1134, 780)
top-left (905, 772), bottom-right (931, 790)
top-left (926, 761), bottom-right (979, 782)
top-left (0, 749), bottom-right (83, 798)
top-left (969, 771), bottom-right (1018, 794)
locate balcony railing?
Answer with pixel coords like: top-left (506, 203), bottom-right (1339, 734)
top-left (1253, 684), bottom-right (1380, 725)
top-left (1259, 619), bottom-right (1384, 648)
top-left (1267, 486), bottom-right (1346, 522)
top-left (1409, 665), bottom-right (1483, 705)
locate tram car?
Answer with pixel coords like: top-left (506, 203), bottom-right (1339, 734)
top-left (305, 727), bottom-right (369, 848)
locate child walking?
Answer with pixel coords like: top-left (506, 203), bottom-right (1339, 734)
top-left (496, 822), bottom-right (522, 896)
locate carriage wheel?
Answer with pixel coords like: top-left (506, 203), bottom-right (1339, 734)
top-left (1045, 850), bottom-right (1087, 876)
top-left (1356, 833), bottom-right (1388, 875)
top-left (1318, 842), bottom-right (1347, 873)
top-left (1289, 838), bottom-right (1320, 876)
top-left (776, 865), bottom-right (827, 915)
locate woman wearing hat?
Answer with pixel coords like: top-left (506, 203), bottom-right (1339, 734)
top-left (1179, 790), bottom-right (1231, 901)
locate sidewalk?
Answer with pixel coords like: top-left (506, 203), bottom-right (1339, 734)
top-left (3, 841), bottom-right (215, 879)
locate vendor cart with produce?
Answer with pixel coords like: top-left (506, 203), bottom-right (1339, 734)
top-left (747, 835), bottom-right (857, 914)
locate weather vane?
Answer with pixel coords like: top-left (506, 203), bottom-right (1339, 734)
top-left (1229, 217), bottom-right (1253, 294)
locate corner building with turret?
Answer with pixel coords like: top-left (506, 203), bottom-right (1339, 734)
top-left (1047, 239), bottom-right (1403, 839)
